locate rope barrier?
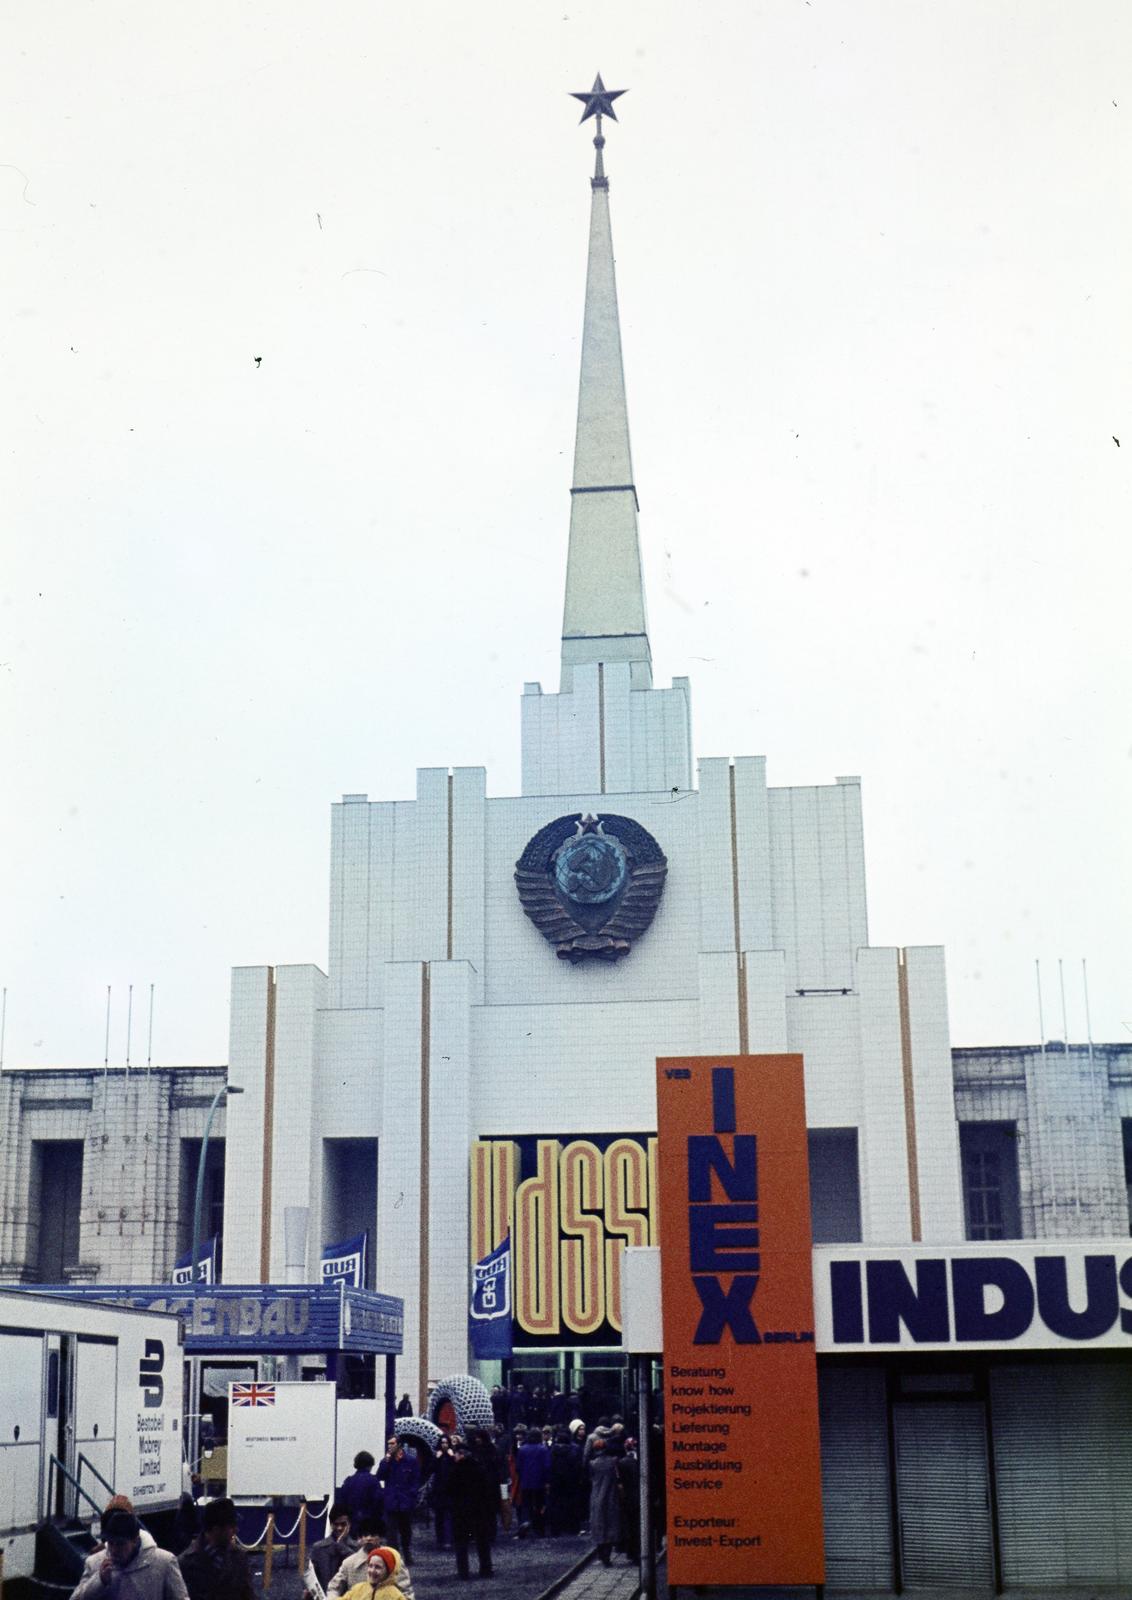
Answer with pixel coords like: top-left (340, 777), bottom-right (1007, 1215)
top-left (245, 1499), bottom-right (330, 1544)
top-left (241, 1512), bottom-right (275, 1548)
top-left (273, 1506), bottom-right (307, 1540)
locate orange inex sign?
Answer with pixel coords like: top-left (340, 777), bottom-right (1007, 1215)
top-left (656, 1055), bottom-right (824, 1587)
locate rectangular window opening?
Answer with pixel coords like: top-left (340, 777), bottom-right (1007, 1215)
top-left (178, 1137), bottom-right (226, 1266)
top-left (808, 1128), bottom-right (862, 1244)
top-left (960, 1121), bottom-right (1021, 1241)
top-left (32, 1140), bottom-right (84, 1281)
top-left (322, 1138), bottom-right (378, 1290)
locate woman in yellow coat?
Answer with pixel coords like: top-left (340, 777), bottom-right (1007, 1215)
top-left (341, 1548), bottom-right (414, 1600)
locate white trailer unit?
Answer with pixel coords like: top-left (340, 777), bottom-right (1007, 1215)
top-left (0, 1291), bottom-right (183, 1580)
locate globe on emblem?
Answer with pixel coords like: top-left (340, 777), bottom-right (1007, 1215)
top-left (514, 812), bottom-right (667, 963)
top-left (553, 830), bottom-right (628, 905)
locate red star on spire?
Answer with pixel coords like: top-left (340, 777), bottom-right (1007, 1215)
top-left (569, 73), bottom-right (627, 124)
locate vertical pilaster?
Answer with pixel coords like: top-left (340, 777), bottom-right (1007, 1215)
top-left (451, 769), bottom-right (487, 1001)
top-left (223, 966), bottom-right (273, 1282)
top-left (564, 665), bottom-right (604, 794)
top-left (733, 756), bottom-right (773, 952)
top-left (902, 947), bottom-right (964, 1242)
top-left (698, 758), bottom-right (735, 953)
top-left (698, 953), bottom-right (741, 1054)
top-left (415, 770), bottom-right (450, 961)
top-left (856, 948), bottom-right (913, 1243)
top-left (265, 965), bottom-right (326, 1280)
top-left (426, 962), bottom-right (474, 1377)
top-left (331, 795), bottom-right (371, 1007)
top-left (742, 950), bottom-right (789, 1053)
top-left (380, 962), bottom-right (426, 1405)
top-left (600, 662), bottom-right (633, 793)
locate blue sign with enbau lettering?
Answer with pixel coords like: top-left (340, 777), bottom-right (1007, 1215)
top-left (31, 1283), bottom-right (403, 1354)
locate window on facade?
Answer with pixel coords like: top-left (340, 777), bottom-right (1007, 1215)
top-left (32, 1140), bottom-right (84, 1280)
top-left (322, 1138), bottom-right (378, 1289)
top-left (1122, 1119), bottom-right (1132, 1235)
top-left (960, 1122), bottom-right (1021, 1240)
top-left (808, 1128), bottom-right (862, 1243)
top-left (178, 1138), bottom-right (226, 1261)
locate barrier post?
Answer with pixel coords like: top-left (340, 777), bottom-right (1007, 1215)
top-left (297, 1504), bottom-right (307, 1578)
top-left (263, 1513), bottom-right (275, 1593)
top-left (637, 1355), bottom-right (655, 1600)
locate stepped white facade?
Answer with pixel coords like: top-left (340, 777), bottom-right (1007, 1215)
top-left (221, 114), bottom-right (961, 1403)
top-left (3, 91), bottom-right (1132, 1596)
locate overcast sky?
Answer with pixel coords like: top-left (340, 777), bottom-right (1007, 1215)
top-left (4, 1), bottom-right (1130, 1068)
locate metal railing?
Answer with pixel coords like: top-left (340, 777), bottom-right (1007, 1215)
top-left (76, 1453), bottom-right (116, 1507)
top-left (46, 1455), bottom-right (103, 1520)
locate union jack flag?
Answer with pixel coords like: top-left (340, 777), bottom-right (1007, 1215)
top-left (231, 1383), bottom-right (276, 1407)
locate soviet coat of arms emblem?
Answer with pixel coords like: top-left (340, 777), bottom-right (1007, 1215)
top-left (515, 813), bottom-right (667, 962)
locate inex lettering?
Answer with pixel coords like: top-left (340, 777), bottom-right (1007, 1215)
top-left (688, 1068), bottom-right (761, 1345)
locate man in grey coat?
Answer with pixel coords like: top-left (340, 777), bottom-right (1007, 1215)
top-left (71, 1511), bottom-right (189, 1600)
top-left (587, 1439), bottom-right (621, 1567)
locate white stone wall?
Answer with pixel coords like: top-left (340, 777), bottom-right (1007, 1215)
top-left (904, 946), bottom-right (964, 1243)
top-left (472, 997), bottom-right (700, 1135)
top-left (956, 1044), bottom-right (1130, 1239)
top-left (265, 964), bottom-right (327, 1280)
top-left (0, 1066), bottom-right (226, 1285)
top-left (521, 665), bottom-right (692, 796)
top-left (260, 739), bottom-right (960, 1380)
top-left (223, 966), bottom-right (274, 1282)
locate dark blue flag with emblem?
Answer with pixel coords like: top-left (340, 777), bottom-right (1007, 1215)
top-left (171, 1235), bottom-right (217, 1285)
top-left (469, 1236), bottom-right (513, 1359)
top-left (320, 1232), bottom-right (367, 1288)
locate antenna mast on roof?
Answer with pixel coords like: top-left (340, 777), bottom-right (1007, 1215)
top-left (1082, 958), bottom-right (1094, 1066)
top-left (1058, 958), bottom-right (1069, 1050)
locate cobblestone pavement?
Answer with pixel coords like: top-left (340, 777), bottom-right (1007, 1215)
top-left (257, 1529), bottom-right (618, 1600)
top-left (258, 1542), bottom-right (1122, 1600)
top-left (545, 1552), bottom-right (640, 1600)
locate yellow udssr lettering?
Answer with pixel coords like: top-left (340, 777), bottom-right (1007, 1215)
top-left (603, 1139), bottom-right (651, 1331)
top-left (514, 1139), bottom-right (561, 1335)
top-left (471, 1139), bottom-right (519, 1262)
top-left (560, 1141), bottom-right (605, 1336)
top-left (470, 1141), bottom-right (492, 1263)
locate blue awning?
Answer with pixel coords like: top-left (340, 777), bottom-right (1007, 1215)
top-left (26, 1282), bottom-right (403, 1354)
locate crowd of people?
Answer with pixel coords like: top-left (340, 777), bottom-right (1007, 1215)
top-left (68, 1384), bottom-right (656, 1600)
top-left (70, 1495), bottom-right (253, 1600)
top-left (326, 1398), bottom-right (652, 1584)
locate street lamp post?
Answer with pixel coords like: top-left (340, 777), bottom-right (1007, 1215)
top-left (191, 1083), bottom-right (243, 1282)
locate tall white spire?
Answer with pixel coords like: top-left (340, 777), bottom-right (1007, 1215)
top-left (560, 78), bottom-right (652, 692)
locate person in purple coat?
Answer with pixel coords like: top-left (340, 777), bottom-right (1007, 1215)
top-left (337, 1452), bottom-right (385, 1537)
top-left (515, 1434), bottom-right (552, 1537)
top-left (377, 1437), bottom-right (420, 1560)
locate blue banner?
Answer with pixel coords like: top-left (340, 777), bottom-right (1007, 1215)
top-left (469, 1236), bottom-right (513, 1359)
top-left (171, 1236), bottom-right (218, 1286)
top-left (28, 1283), bottom-right (403, 1354)
top-left (321, 1232), bottom-right (367, 1289)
